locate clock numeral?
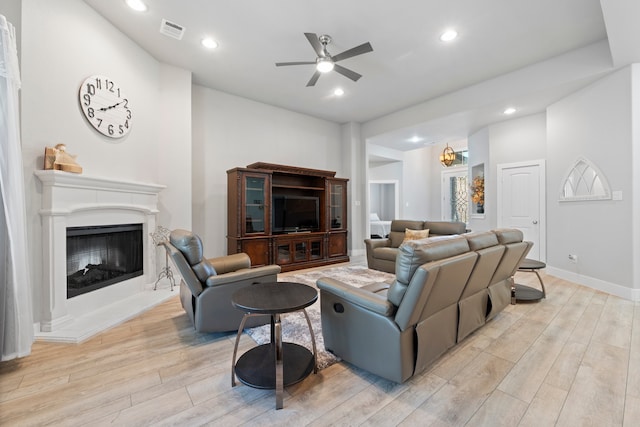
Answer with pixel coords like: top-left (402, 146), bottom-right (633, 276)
top-left (86, 83), bottom-right (95, 96)
top-left (82, 93), bottom-right (91, 106)
top-left (125, 119), bottom-right (129, 129)
top-left (126, 110), bottom-right (132, 120)
top-left (87, 107), bottom-right (95, 118)
top-left (95, 78), bottom-right (102, 89)
top-left (123, 99), bottom-right (129, 109)
top-left (108, 124), bottom-right (114, 135)
top-left (119, 125), bottom-right (124, 135)
top-left (117, 88), bottom-right (121, 98)
top-left (96, 118), bottom-right (102, 128)
top-left (106, 80), bottom-right (115, 93)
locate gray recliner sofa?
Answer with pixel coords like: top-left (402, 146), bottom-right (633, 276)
top-left (317, 229), bottom-right (531, 383)
top-left (365, 219), bottom-right (468, 273)
top-left (165, 229), bottom-right (281, 333)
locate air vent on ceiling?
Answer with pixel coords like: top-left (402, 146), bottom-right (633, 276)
top-left (160, 18), bottom-right (185, 40)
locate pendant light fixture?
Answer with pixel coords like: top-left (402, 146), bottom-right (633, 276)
top-left (440, 144), bottom-right (456, 167)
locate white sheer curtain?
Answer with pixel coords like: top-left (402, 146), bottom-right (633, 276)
top-left (0, 14), bottom-right (34, 361)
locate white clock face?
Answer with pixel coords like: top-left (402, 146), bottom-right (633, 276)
top-left (79, 75), bottom-right (132, 139)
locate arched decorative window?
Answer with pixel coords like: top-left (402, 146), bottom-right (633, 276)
top-left (559, 157), bottom-right (611, 201)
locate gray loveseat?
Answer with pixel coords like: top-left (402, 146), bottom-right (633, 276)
top-left (317, 229), bottom-right (531, 383)
top-left (365, 219), bottom-right (467, 273)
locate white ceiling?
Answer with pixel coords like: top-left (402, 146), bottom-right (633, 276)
top-left (83, 0), bottom-right (637, 151)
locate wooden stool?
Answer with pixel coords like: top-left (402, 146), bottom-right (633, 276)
top-left (512, 258), bottom-right (546, 303)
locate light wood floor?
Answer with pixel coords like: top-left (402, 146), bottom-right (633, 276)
top-left (2, 264), bottom-right (639, 426)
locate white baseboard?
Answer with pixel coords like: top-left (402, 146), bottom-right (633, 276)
top-left (545, 266), bottom-right (640, 302)
top-left (350, 248), bottom-right (365, 257)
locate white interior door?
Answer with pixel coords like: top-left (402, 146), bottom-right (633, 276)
top-left (497, 160), bottom-right (545, 261)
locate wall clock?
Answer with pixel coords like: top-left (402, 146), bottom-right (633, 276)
top-left (78, 75), bottom-right (132, 139)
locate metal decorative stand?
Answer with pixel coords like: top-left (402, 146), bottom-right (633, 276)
top-left (150, 226), bottom-right (176, 291)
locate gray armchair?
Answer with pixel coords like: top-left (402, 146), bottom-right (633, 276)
top-left (164, 229), bottom-right (281, 333)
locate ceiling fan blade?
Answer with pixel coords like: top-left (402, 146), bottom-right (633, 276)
top-left (304, 33), bottom-right (325, 57)
top-left (306, 70), bottom-right (321, 87)
top-left (332, 42), bottom-right (373, 62)
top-left (334, 64), bottom-right (362, 82)
top-left (275, 61), bottom-right (316, 67)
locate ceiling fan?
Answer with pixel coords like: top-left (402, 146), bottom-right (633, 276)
top-left (276, 33), bottom-right (373, 87)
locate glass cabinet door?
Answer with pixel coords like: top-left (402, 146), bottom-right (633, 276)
top-left (310, 240), bottom-right (322, 260)
top-left (276, 242), bottom-right (291, 264)
top-left (244, 175), bottom-right (267, 234)
top-left (294, 241), bottom-right (307, 262)
top-left (329, 181), bottom-right (346, 230)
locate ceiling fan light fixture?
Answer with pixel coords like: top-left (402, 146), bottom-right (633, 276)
top-left (316, 58), bottom-right (334, 73)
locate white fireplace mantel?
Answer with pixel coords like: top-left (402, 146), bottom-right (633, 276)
top-left (35, 170), bottom-right (172, 342)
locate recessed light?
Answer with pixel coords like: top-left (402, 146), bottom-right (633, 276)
top-left (408, 136), bottom-right (424, 143)
top-left (201, 37), bottom-right (219, 49)
top-left (440, 30), bottom-right (458, 42)
top-left (125, 0), bottom-right (147, 12)
top-left (334, 88), bottom-right (344, 96)
top-left (504, 107), bottom-right (517, 115)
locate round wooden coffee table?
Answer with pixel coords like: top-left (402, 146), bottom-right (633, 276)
top-left (231, 281), bottom-right (318, 410)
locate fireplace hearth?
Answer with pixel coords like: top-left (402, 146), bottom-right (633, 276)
top-left (67, 224), bottom-right (143, 298)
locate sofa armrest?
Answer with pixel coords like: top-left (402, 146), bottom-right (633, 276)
top-left (317, 277), bottom-right (395, 317)
top-left (364, 238), bottom-right (391, 250)
top-left (207, 252), bottom-right (251, 274)
top-left (205, 264), bottom-right (281, 287)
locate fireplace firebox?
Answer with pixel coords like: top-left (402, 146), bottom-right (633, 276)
top-left (66, 223), bottom-right (143, 298)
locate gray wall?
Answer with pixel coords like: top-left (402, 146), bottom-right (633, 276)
top-left (546, 67), bottom-right (635, 296)
top-left (191, 85), bottom-right (343, 256)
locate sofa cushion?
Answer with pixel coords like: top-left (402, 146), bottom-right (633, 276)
top-left (424, 220), bottom-right (467, 236)
top-left (493, 228), bottom-right (524, 244)
top-left (388, 220), bottom-right (424, 248)
top-left (387, 236), bottom-right (470, 306)
top-left (403, 228), bottom-right (430, 242)
top-left (465, 231), bottom-right (499, 251)
top-left (170, 229), bottom-right (217, 283)
top-left (373, 246), bottom-right (399, 261)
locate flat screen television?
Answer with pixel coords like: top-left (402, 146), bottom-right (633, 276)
top-left (272, 195), bottom-right (320, 233)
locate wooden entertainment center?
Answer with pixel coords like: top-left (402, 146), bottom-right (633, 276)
top-left (227, 162), bottom-right (349, 272)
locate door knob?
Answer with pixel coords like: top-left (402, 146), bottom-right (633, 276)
top-left (532, 220), bottom-right (538, 224)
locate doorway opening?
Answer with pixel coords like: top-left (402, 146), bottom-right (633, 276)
top-left (368, 180), bottom-right (399, 238)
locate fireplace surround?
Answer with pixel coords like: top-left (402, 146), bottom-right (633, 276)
top-left (35, 170), bottom-right (166, 342)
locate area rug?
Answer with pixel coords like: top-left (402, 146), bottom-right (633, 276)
top-left (244, 265), bottom-right (395, 370)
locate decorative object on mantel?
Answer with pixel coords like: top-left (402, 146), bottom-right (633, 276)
top-left (471, 175), bottom-right (485, 213)
top-left (559, 157), bottom-right (612, 201)
top-left (439, 143), bottom-right (456, 167)
top-left (43, 144), bottom-right (82, 173)
top-left (150, 225), bottom-right (176, 291)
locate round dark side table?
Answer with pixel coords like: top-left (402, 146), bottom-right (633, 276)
top-left (231, 281), bottom-right (318, 410)
top-left (513, 258), bottom-right (546, 303)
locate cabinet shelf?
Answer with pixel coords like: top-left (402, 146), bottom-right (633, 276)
top-left (272, 184), bottom-right (324, 191)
